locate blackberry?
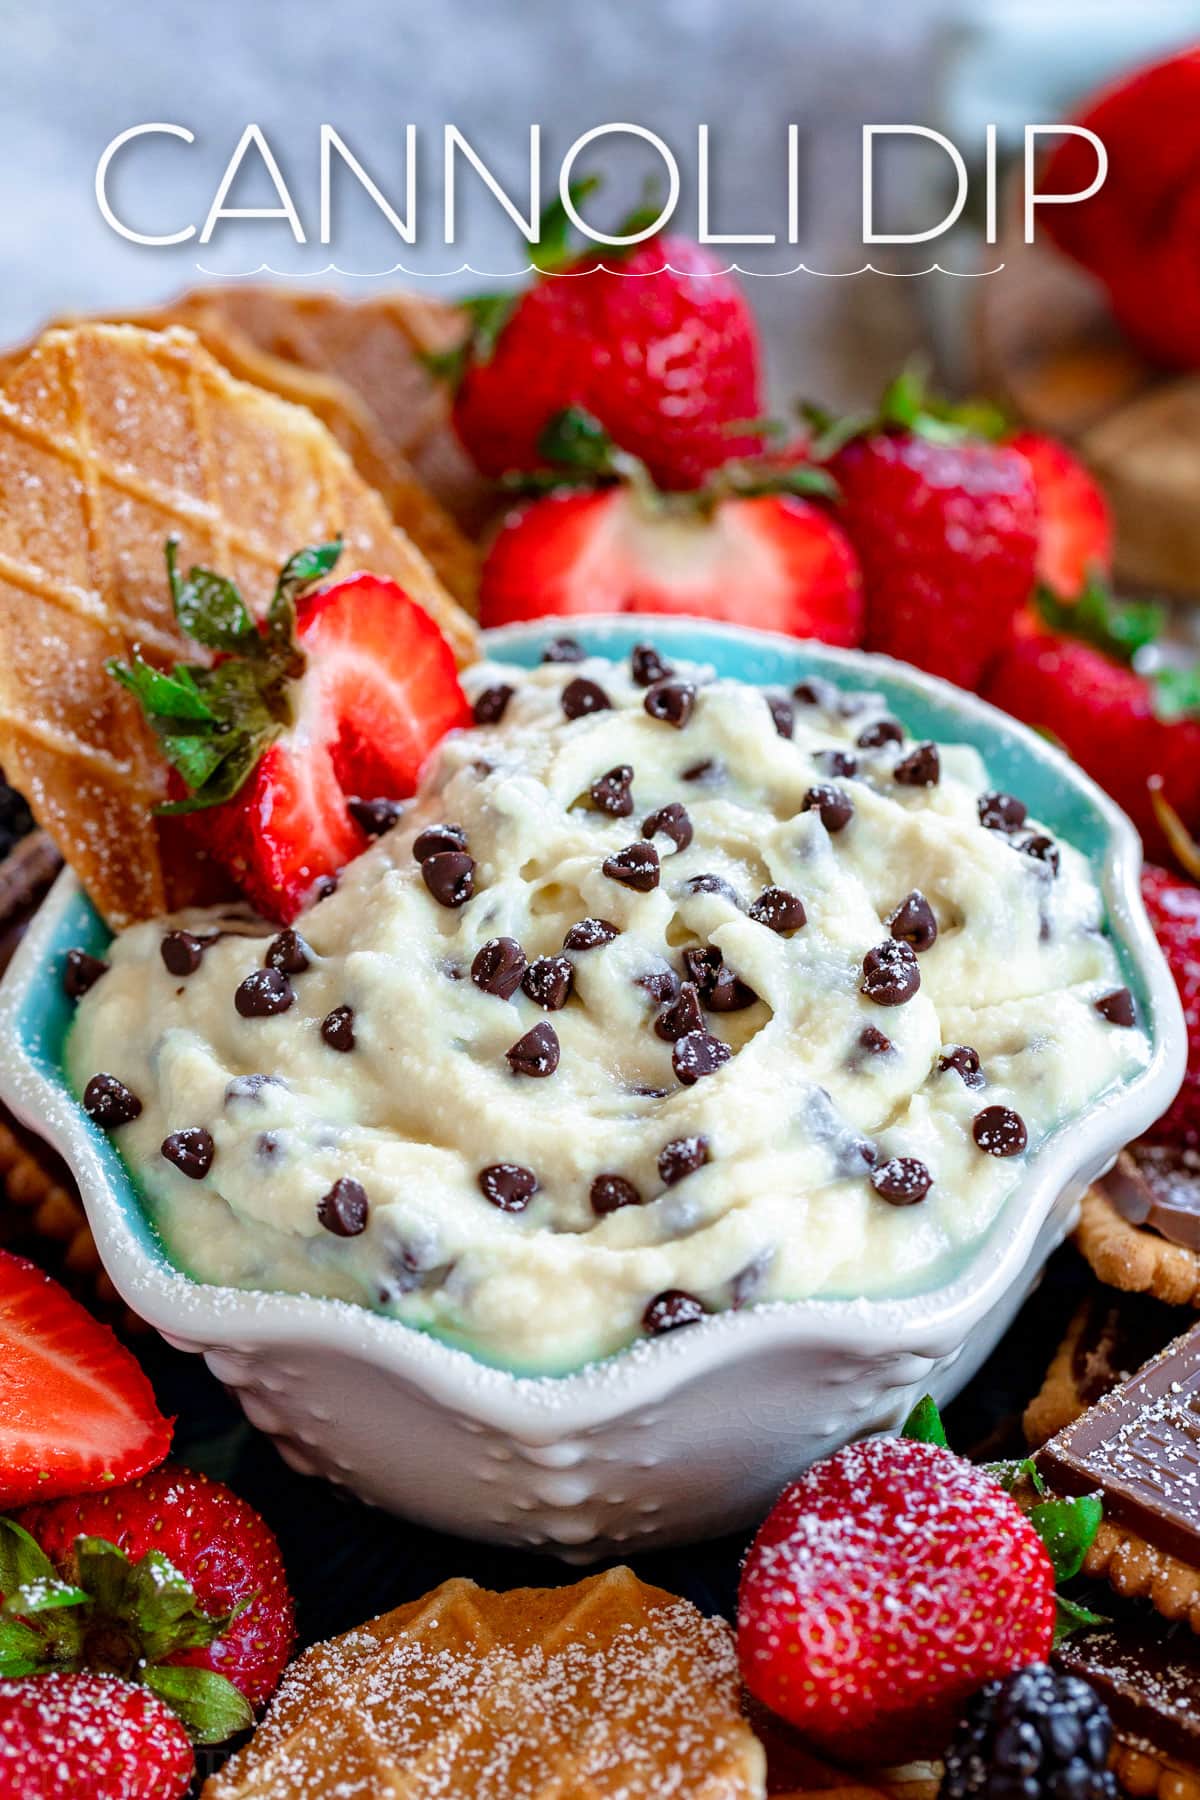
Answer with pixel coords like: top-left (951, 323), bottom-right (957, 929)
top-left (940, 1663), bottom-right (1116, 1800)
top-left (0, 781), bottom-right (32, 861)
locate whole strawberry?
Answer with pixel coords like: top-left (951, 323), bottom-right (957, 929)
top-left (830, 388), bottom-right (1038, 689)
top-left (737, 1436), bottom-right (1056, 1764)
top-left (1141, 865), bottom-right (1200, 1149)
top-left (0, 1671), bottom-right (192, 1800)
top-left (449, 231), bottom-right (762, 490)
top-left (7, 1465), bottom-right (294, 1743)
top-left (1007, 431), bottom-right (1112, 599)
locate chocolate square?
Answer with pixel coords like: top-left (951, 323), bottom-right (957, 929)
top-left (1036, 1322), bottom-right (1200, 1567)
top-left (1056, 1619), bottom-right (1200, 1767)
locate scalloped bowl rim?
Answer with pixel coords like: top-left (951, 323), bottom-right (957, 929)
top-left (0, 616), bottom-right (1186, 1439)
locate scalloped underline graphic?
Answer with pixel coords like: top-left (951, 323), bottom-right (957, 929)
top-left (191, 259), bottom-right (1007, 281)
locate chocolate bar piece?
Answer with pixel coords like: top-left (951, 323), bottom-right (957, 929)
top-left (1105, 1146), bottom-right (1200, 1253)
top-left (1071, 1289), bottom-right (1181, 1408)
top-left (1036, 1322), bottom-right (1200, 1568)
top-left (1056, 1618), bottom-right (1200, 1769)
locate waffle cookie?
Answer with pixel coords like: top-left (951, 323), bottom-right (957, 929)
top-left (1023, 1287), bottom-right (1180, 1448)
top-left (203, 1567), bottom-right (766, 1799)
top-left (1056, 1615), bottom-right (1200, 1800)
top-left (1076, 1148), bottom-right (1200, 1306)
top-left (0, 322), bottom-right (476, 928)
top-left (1036, 1321), bottom-right (1200, 1631)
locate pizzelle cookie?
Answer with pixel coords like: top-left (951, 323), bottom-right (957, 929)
top-left (1023, 1286), bottom-right (1180, 1448)
top-left (203, 1567), bottom-right (766, 1799)
top-left (1075, 1148), bottom-right (1200, 1305)
top-left (1036, 1321), bottom-right (1200, 1631)
top-left (0, 322), bottom-right (476, 928)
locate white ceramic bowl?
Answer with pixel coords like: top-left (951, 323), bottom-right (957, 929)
top-left (0, 619), bottom-right (1185, 1558)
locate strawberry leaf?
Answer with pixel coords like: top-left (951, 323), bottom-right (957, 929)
top-left (1029, 1494), bottom-right (1103, 1583)
top-left (142, 1665), bottom-right (253, 1746)
top-left (1151, 663), bottom-right (1200, 724)
top-left (107, 656), bottom-right (216, 724)
top-left (983, 1456), bottom-right (1046, 1497)
top-left (537, 407), bottom-right (621, 475)
top-left (532, 175), bottom-right (602, 273)
top-left (0, 1519), bottom-right (65, 1597)
top-left (901, 1395), bottom-right (948, 1446)
top-left (716, 460), bottom-right (839, 503)
top-left (0, 1616), bottom-right (53, 1677)
top-left (1053, 1591), bottom-right (1108, 1646)
top-left (1036, 579), bottom-right (1164, 665)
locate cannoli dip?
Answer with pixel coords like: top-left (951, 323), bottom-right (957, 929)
top-left (69, 643), bottom-right (1149, 1373)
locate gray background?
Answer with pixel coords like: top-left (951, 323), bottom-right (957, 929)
top-left (2, 0), bottom-right (1197, 407)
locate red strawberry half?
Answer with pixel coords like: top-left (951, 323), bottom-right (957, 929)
top-left (1008, 430), bottom-right (1112, 599)
top-left (450, 232), bottom-right (763, 491)
top-left (0, 1250), bottom-right (171, 1509)
top-left (6, 1464), bottom-right (294, 1745)
top-left (0, 1672), bottom-right (193, 1800)
top-left (110, 541), bottom-right (470, 923)
top-left (738, 1434), bottom-right (1057, 1764)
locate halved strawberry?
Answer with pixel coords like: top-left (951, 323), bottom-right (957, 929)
top-left (1008, 430), bottom-right (1112, 599)
top-left (0, 1251), bottom-right (172, 1509)
top-left (111, 544), bottom-right (470, 923)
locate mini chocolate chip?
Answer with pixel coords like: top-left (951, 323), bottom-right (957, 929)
top-left (887, 890), bottom-right (938, 953)
top-left (563, 917), bottom-right (619, 951)
top-left (422, 851), bottom-right (475, 908)
top-left (684, 872), bottom-right (741, 904)
top-left (978, 791), bottom-right (1028, 833)
top-left (631, 642), bottom-right (672, 686)
top-left (642, 802), bottom-right (693, 853)
top-left (767, 693), bottom-right (795, 738)
top-left (472, 683), bottom-right (514, 726)
top-left (1021, 834), bottom-right (1061, 877)
top-left (413, 823), bottom-right (468, 863)
top-left (658, 1134), bottom-right (710, 1186)
top-left (793, 677), bottom-right (839, 709)
top-left (973, 1105), bottom-right (1028, 1157)
top-left (562, 676), bottom-right (612, 720)
top-left (857, 718), bottom-right (903, 749)
top-left (318, 1175), bottom-right (369, 1237)
top-left (591, 1173), bottom-right (642, 1215)
top-left (478, 1163), bottom-right (538, 1211)
top-left (655, 982), bottom-right (705, 1043)
top-left (681, 757), bottom-right (721, 784)
top-left (161, 1127), bottom-right (214, 1180)
top-left (160, 930), bottom-right (208, 977)
top-left (265, 929), bottom-right (310, 974)
top-left (506, 1021), bottom-right (560, 1077)
top-left (638, 967), bottom-right (680, 1006)
top-left (589, 764), bottom-right (634, 818)
top-left (859, 1025), bottom-right (893, 1056)
top-left (521, 955), bottom-right (574, 1011)
top-left (871, 1156), bottom-right (932, 1205)
top-left (861, 940), bottom-right (921, 1006)
top-left (472, 937), bottom-right (527, 1000)
top-left (802, 784), bottom-right (854, 833)
top-left (257, 1130), bottom-right (282, 1161)
top-left (673, 1029), bottom-right (732, 1085)
top-left (643, 1289), bottom-right (706, 1335)
top-left (314, 875), bottom-right (339, 901)
top-left (1095, 986), bottom-right (1137, 1027)
top-left (749, 887), bottom-right (806, 935)
top-left (644, 680), bottom-right (695, 729)
top-left (224, 1072), bottom-right (281, 1104)
top-left (64, 949), bottom-right (108, 999)
top-left (83, 1073), bottom-right (142, 1129)
top-left (894, 742), bottom-right (940, 787)
top-left (321, 1005), bottom-right (356, 1051)
top-left (348, 797), bottom-right (401, 837)
top-left (603, 842), bottom-right (660, 891)
top-left (542, 636), bottom-right (586, 663)
top-left (235, 968), bottom-right (294, 1018)
top-left (938, 1044), bottom-right (985, 1089)
top-left (816, 748), bottom-right (858, 779)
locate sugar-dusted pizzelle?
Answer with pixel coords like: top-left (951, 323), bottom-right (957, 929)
top-left (1075, 1148), bottom-right (1200, 1306)
top-left (1023, 1285), bottom-right (1180, 1447)
top-left (0, 323), bottom-right (476, 928)
top-left (1055, 1616), bottom-right (1200, 1800)
top-left (202, 1567), bottom-right (765, 1799)
top-left (1036, 1321), bottom-right (1200, 1630)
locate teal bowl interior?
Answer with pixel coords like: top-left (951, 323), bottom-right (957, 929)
top-left (10, 617), bottom-right (1152, 1283)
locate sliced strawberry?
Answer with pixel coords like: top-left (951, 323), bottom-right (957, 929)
top-left (479, 488), bottom-right (864, 645)
top-left (1008, 430), bottom-right (1112, 598)
top-left (0, 1251), bottom-right (172, 1508)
